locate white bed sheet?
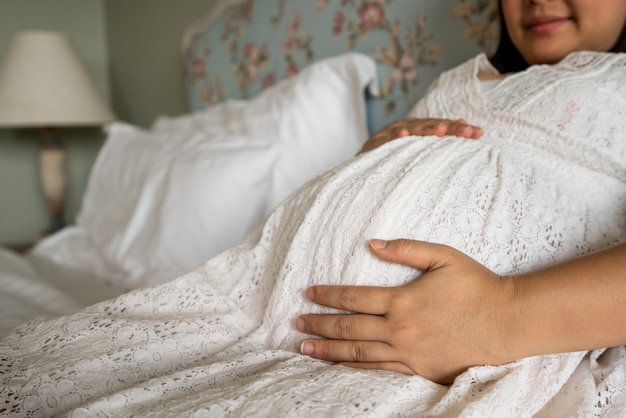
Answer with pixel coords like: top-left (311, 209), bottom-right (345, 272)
top-left (0, 227), bottom-right (126, 338)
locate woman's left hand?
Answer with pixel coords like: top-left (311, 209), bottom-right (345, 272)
top-left (296, 239), bottom-right (518, 384)
top-left (359, 118), bottom-right (482, 154)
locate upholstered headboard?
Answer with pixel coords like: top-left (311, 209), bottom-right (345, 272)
top-left (182, 0), bottom-right (499, 134)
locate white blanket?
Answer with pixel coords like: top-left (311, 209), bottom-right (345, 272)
top-left (2, 52), bottom-right (626, 416)
top-left (0, 228), bottom-right (128, 338)
top-left (0, 247), bottom-right (82, 335)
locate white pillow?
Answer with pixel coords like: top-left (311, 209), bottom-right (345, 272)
top-left (78, 124), bottom-right (278, 287)
top-left (154, 52), bottom-right (379, 208)
top-left (78, 52), bottom-right (378, 288)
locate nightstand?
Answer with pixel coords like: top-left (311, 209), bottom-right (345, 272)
top-left (3, 243), bottom-right (33, 254)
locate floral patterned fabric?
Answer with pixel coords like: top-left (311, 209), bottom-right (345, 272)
top-left (183, 0), bottom-right (498, 133)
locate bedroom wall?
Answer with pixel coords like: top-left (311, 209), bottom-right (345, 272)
top-left (0, 0), bottom-right (109, 246)
top-left (105, 0), bottom-right (220, 128)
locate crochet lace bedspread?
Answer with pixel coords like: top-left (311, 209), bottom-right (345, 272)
top-left (2, 52), bottom-right (626, 417)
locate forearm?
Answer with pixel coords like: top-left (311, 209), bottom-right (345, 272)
top-left (506, 243), bottom-right (626, 360)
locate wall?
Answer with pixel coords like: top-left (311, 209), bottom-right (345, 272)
top-left (0, 0), bottom-right (219, 245)
top-left (106, 0), bottom-right (219, 128)
top-left (0, 0), bottom-right (109, 245)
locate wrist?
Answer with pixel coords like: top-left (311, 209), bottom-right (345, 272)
top-left (491, 275), bottom-right (529, 364)
top-left (499, 272), bottom-right (567, 361)
top-left (501, 262), bottom-right (618, 360)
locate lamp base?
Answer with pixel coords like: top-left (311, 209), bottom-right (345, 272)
top-left (40, 128), bottom-right (66, 234)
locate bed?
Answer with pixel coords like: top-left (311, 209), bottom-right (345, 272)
top-left (2, 0), bottom-right (626, 416)
top-left (0, 0), bottom-right (496, 338)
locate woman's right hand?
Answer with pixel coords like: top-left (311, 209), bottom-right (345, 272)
top-left (359, 118), bottom-right (483, 154)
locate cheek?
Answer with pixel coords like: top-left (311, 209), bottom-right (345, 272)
top-left (501, 3), bottom-right (524, 43)
top-left (580, 0), bottom-right (626, 49)
top-left (584, 10), bottom-right (626, 51)
top-left (500, 1), bottom-right (519, 28)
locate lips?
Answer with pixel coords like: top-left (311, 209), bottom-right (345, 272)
top-left (525, 17), bottom-right (570, 35)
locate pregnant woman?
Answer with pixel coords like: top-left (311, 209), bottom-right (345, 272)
top-left (2, 0), bottom-right (626, 416)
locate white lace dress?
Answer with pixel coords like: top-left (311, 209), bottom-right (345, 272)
top-left (2, 52), bottom-right (626, 417)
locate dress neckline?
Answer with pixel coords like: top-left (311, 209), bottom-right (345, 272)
top-left (473, 50), bottom-right (622, 81)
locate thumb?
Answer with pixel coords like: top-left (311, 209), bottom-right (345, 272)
top-left (368, 238), bottom-right (452, 271)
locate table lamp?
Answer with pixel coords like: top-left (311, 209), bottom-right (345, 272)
top-left (0, 30), bottom-right (115, 234)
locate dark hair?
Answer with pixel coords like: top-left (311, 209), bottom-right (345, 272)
top-left (490, 0), bottom-right (626, 73)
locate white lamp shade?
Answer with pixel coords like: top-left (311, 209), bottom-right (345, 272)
top-left (0, 30), bottom-right (115, 127)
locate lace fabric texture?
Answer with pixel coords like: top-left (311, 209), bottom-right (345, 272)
top-left (2, 52), bottom-right (626, 417)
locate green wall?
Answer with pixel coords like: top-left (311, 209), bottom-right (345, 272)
top-left (106, 0), bottom-right (218, 128)
top-left (0, 0), bottom-right (218, 245)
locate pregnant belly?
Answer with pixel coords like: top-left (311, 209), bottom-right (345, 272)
top-left (275, 135), bottom-right (621, 283)
top-left (256, 135), bottom-right (624, 350)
